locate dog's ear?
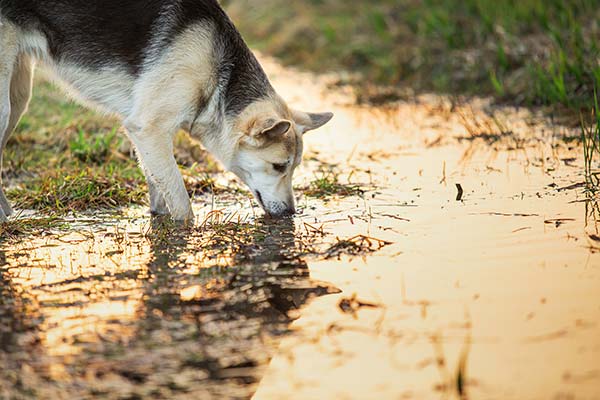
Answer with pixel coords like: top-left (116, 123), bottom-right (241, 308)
top-left (293, 110), bottom-right (334, 134)
top-left (259, 119), bottom-right (292, 139)
top-left (243, 118), bottom-right (292, 146)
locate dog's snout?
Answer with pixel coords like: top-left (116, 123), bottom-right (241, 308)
top-left (252, 189), bottom-right (295, 218)
top-left (280, 205), bottom-right (296, 217)
top-left (263, 202), bottom-right (295, 218)
top-left (255, 190), bottom-right (264, 207)
top-left (270, 207), bottom-right (295, 218)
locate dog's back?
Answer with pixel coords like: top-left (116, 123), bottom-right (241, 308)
top-left (2, 0), bottom-right (274, 117)
top-left (0, 1), bottom-right (223, 72)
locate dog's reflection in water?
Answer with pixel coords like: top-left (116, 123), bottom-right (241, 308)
top-left (0, 216), bottom-right (337, 397)
top-left (137, 216), bottom-right (339, 393)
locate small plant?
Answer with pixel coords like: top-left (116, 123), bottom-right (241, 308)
top-left (324, 235), bottom-right (392, 259)
top-left (0, 216), bottom-right (67, 239)
top-left (489, 69), bottom-right (505, 97)
top-left (69, 126), bottom-right (121, 164)
top-left (456, 106), bottom-right (513, 144)
top-left (302, 169), bottom-right (364, 199)
top-left (581, 90), bottom-right (600, 188)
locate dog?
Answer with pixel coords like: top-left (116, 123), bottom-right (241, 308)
top-left (0, 0), bottom-right (333, 222)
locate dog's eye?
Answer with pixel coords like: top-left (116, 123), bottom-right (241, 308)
top-left (272, 163), bottom-right (287, 173)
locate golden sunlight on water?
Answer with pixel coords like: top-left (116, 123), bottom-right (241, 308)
top-left (253, 60), bottom-right (600, 399)
top-left (6, 227), bottom-right (150, 357)
top-left (0, 57), bottom-right (598, 399)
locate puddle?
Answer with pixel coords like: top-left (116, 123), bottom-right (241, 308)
top-left (1, 58), bottom-right (600, 399)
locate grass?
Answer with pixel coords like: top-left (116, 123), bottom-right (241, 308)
top-left (3, 80), bottom-right (146, 213)
top-left (302, 169), bottom-right (364, 199)
top-left (3, 80), bottom-right (221, 215)
top-left (69, 126), bottom-right (120, 164)
top-left (581, 91), bottom-right (600, 188)
top-left (7, 123), bottom-right (146, 212)
top-left (9, 165), bottom-right (145, 211)
top-left (224, 0), bottom-right (600, 111)
top-left (0, 216), bottom-right (68, 240)
top-left (324, 235), bottom-right (392, 260)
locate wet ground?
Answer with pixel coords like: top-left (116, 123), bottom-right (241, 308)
top-left (1, 59), bottom-right (600, 399)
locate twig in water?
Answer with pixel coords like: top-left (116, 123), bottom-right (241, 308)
top-left (456, 183), bottom-right (464, 201)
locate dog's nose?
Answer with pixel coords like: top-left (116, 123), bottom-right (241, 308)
top-left (281, 205), bottom-right (296, 216)
top-left (268, 204), bottom-right (295, 218)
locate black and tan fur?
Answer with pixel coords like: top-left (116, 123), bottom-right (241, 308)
top-left (0, 0), bottom-right (333, 221)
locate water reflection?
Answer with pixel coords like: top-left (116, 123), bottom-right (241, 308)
top-left (0, 216), bottom-right (338, 398)
top-left (2, 57), bottom-right (600, 399)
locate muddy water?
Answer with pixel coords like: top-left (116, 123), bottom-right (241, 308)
top-left (2, 59), bottom-right (600, 399)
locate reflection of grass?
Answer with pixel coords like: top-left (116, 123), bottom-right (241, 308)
top-left (146, 210), bottom-right (390, 264)
top-left (431, 331), bottom-right (472, 399)
top-left (302, 170), bottom-right (364, 199)
top-left (146, 211), bottom-right (272, 264)
top-left (0, 216), bottom-right (67, 239)
top-left (457, 107), bottom-right (512, 142)
top-left (225, 0), bottom-right (599, 110)
top-left (198, 211), bottom-right (262, 251)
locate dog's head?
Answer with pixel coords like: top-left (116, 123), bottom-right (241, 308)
top-left (225, 96), bottom-right (333, 217)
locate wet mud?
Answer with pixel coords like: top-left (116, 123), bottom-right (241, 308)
top-left (1, 59), bottom-right (599, 399)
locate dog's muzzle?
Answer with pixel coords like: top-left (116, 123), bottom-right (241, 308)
top-left (255, 191), bottom-right (295, 217)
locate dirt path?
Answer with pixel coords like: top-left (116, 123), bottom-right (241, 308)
top-left (1, 59), bottom-right (599, 399)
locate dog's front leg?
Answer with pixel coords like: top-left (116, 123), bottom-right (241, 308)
top-left (0, 84), bottom-right (11, 223)
top-left (127, 125), bottom-right (193, 223)
top-left (146, 177), bottom-right (169, 216)
top-left (0, 25), bottom-right (18, 222)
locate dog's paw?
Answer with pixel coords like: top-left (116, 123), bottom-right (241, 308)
top-left (170, 207), bottom-right (195, 225)
top-left (150, 205), bottom-right (169, 216)
top-left (0, 194), bottom-right (14, 217)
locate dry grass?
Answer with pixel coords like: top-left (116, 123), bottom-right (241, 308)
top-left (0, 216), bottom-right (67, 240)
top-left (323, 235), bottom-right (392, 260)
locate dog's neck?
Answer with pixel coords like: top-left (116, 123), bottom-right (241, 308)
top-left (190, 49), bottom-right (275, 169)
top-left (189, 81), bottom-right (234, 168)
